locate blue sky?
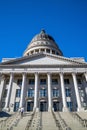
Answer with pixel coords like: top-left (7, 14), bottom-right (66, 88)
top-left (0, 0), bottom-right (87, 61)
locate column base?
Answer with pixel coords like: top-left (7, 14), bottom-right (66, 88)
top-left (3, 107), bottom-right (10, 112)
top-left (48, 107), bottom-right (52, 112)
top-left (62, 107), bottom-right (69, 112)
top-left (77, 107), bottom-right (84, 112)
top-left (33, 107), bottom-right (39, 112)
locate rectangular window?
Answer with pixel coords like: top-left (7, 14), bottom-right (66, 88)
top-left (64, 79), bottom-right (70, 84)
top-left (40, 89), bottom-right (47, 97)
top-left (28, 79), bottom-right (35, 85)
top-left (3, 89), bottom-right (8, 98)
top-left (52, 89), bottom-right (59, 97)
top-left (65, 88), bottom-right (71, 97)
top-left (28, 89), bottom-right (34, 97)
top-left (16, 89), bottom-right (21, 97)
top-left (52, 79), bottom-right (58, 85)
top-left (6, 79), bottom-right (9, 85)
top-left (77, 78), bottom-right (82, 84)
top-left (17, 79), bottom-right (22, 85)
top-left (67, 102), bottom-right (72, 111)
top-left (14, 102), bottom-right (19, 111)
top-left (40, 79), bottom-right (46, 85)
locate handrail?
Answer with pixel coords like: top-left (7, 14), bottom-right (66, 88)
top-left (0, 112), bottom-right (21, 130)
top-left (52, 110), bottom-right (72, 130)
top-left (70, 112), bottom-right (87, 127)
top-left (51, 110), bottom-right (63, 130)
top-left (25, 109), bottom-right (36, 130)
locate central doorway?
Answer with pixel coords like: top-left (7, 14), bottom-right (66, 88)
top-left (53, 101), bottom-right (60, 111)
top-left (40, 101), bottom-right (47, 111)
top-left (27, 101), bottom-right (34, 111)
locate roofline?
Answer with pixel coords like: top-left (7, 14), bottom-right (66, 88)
top-left (0, 52), bottom-right (87, 66)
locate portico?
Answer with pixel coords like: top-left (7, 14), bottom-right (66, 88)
top-left (0, 70), bottom-right (86, 112)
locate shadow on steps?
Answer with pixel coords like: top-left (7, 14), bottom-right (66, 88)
top-left (0, 111), bottom-right (11, 117)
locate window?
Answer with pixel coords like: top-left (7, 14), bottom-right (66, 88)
top-left (52, 89), bottom-right (59, 97)
top-left (40, 89), bottom-right (47, 97)
top-left (14, 102), bottom-right (19, 111)
top-left (64, 79), bottom-right (70, 84)
top-left (67, 102), bottom-right (72, 111)
top-left (65, 88), bottom-right (71, 97)
top-left (17, 79), bottom-right (22, 85)
top-left (16, 89), bottom-right (21, 97)
top-left (52, 79), bottom-right (58, 85)
top-left (46, 49), bottom-right (50, 53)
top-left (27, 89), bottom-right (34, 97)
top-left (41, 49), bottom-right (45, 52)
top-left (40, 79), bottom-right (46, 85)
top-left (77, 78), bottom-right (82, 84)
top-left (3, 89), bottom-right (8, 98)
top-left (6, 79), bottom-right (9, 84)
top-left (52, 50), bottom-right (55, 54)
top-left (29, 79), bottom-right (35, 85)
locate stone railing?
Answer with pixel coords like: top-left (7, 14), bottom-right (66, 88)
top-left (70, 112), bottom-right (87, 127)
top-left (51, 110), bottom-right (63, 130)
top-left (25, 110), bottom-right (42, 130)
top-left (51, 110), bottom-right (72, 130)
top-left (0, 112), bottom-right (21, 130)
top-left (25, 109), bottom-right (36, 130)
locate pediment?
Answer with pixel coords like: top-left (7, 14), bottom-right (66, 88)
top-left (0, 53), bottom-right (86, 66)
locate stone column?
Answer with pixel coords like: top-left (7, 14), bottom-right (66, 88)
top-left (84, 73), bottom-right (87, 81)
top-left (84, 73), bottom-right (87, 95)
top-left (5, 73), bottom-right (14, 110)
top-left (0, 75), bottom-right (5, 111)
top-left (72, 73), bottom-right (83, 111)
top-left (34, 73), bottom-right (39, 111)
top-left (20, 73), bottom-right (26, 108)
top-left (60, 73), bottom-right (68, 112)
top-left (47, 73), bottom-right (52, 111)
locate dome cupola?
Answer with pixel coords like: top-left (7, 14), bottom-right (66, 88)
top-left (23, 30), bottom-right (63, 56)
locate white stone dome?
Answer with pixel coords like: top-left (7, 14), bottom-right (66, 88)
top-left (23, 30), bottom-right (63, 56)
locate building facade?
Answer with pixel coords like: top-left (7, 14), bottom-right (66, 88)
top-left (0, 30), bottom-right (87, 112)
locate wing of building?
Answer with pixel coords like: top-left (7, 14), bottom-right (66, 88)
top-left (0, 30), bottom-right (87, 112)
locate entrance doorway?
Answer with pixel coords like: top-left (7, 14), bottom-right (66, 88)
top-left (27, 101), bottom-right (34, 111)
top-left (40, 101), bottom-right (47, 111)
top-left (53, 101), bottom-right (60, 111)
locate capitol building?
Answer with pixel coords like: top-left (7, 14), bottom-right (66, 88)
top-left (0, 30), bottom-right (87, 113)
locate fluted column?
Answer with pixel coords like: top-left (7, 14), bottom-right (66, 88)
top-left (60, 73), bottom-right (68, 112)
top-left (0, 75), bottom-right (5, 111)
top-left (72, 73), bottom-right (83, 111)
top-left (34, 73), bottom-right (38, 111)
top-left (47, 73), bottom-right (52, 111)
top-left (5, 73), bottom-right (14, 110)
top-left (20, 73), bottom-right (26, 108)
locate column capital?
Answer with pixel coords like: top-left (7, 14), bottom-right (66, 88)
top-left (22, 72), bottom-right (26, 76)
top-left (47, 72), bottom-right (52, 76)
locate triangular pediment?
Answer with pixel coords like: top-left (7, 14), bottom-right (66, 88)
top-left (0, 53), bottom-right (86, 66)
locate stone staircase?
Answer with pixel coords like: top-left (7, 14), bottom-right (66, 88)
top-left (42, 112), bottom-right (58, 130)
top-left (14, 112), bottom-right (32, 130)
top-left (0, 111), bottom-right (87, 130)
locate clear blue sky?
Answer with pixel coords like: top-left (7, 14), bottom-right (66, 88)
top-left (0, 0), bottom-right (87, 61)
